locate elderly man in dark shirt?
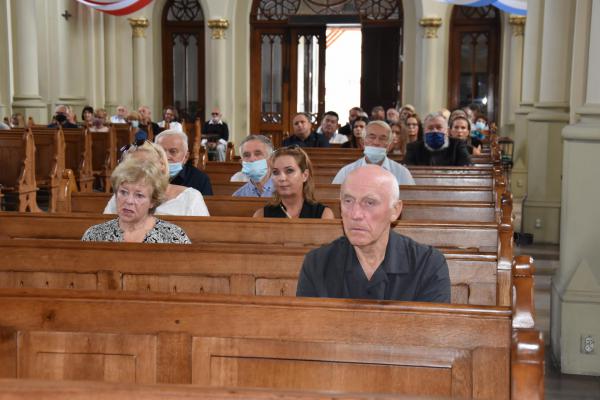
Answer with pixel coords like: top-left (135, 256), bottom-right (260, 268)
top-left (296, 165), bottom-right (450, 302)
top-left (283, 112), bottom-right (329, 148)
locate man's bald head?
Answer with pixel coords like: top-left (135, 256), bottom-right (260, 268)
top-left (342, 165), bottom-right (399, 208)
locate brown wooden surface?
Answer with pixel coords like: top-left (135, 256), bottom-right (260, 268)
top-left (30, 127), bottom-right (66, 212)
top-left (0, 379), bottom-right (432, 400)
top-left (62, 128), bottom-right (93, 192)
top-left (0, 239), bottom-right (499, 305)
top-left (0, 130), bottom-right (39, 212)
top-left (69, 192), bottom-right (497, 222)
top-left (90, 128), bottom-right (116, 192)
top-left (0, 212), bottom-right (502, 252)
top-left (0, 288), bottom-right (512, 398)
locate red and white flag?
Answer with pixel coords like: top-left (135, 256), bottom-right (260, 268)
top-left (75, 0), bottom-right (153, 16)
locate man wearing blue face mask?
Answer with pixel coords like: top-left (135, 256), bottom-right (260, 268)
top-left (155, 129), bottom-right (213, 196)
top-left (405, 112), bottom-right (471, 166)
top-left (332, 121), bottom-right (415, 185)
top-left (232, 135), bottom-right (275, 197)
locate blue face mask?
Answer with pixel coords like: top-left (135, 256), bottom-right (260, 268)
top-left (363, 146), bottom-right (387, 164)
top-left (242, 158), bottom-right (268, 182)
top-left (425, 131), bottom-right (446, 150)
top-left (471, 130), bottom-right (485, 141)
top-left (130, 120), bottom-right (139, 129)
top-left (474, 121), bottom-right (487, 131)
top-left (168, 162), bottom-right (183, 178)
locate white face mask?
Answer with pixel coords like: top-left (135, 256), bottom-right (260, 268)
top-left (363, 146), bottom-right (387, 164)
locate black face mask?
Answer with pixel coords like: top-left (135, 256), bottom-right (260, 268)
top-left (55, 114), bottom-right (67, 123)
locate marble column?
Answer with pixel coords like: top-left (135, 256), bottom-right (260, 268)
top-left (550, 0), bottom-right (600, 375)
top-left (207, 18), bottom-right (229, 118)
top-left (128, 17), bottom-right (149, 109)
top-left (10, 0), bottom-right (47, 123)
top-left (104, 15), bottom-right (118, 115)
top-left (56, 0), bottom-right (87, 116)
top-left (523, 0), bottom-right (575, 243)
top-left (417, 17), bottom-right (443, 116)
top-left (500, 15), bottom-right (525, 136)
top-left (0, 1), bottom-right (10, 119)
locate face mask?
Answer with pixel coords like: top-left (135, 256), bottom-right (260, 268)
top-left (93, 118), bottom-right (103, 127)
top-left (242, 158), bottom-right (268, 182)
top-left (425, 131), bottom-right (446, 150)
top-left (475, 121), bottom-right (487, 131)
top-left (55, 114), bottom-right (67, 123)
top-left (471, 130), bottom-right (485, 141)
top-left (363, 146), bottom-right (387, 164)
top-left (168, 162), bottom-right (183, 178)
top-left (130, 120), bottom-right (139, 128)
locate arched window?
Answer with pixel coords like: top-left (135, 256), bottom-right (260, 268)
top-left (448, 5), bottom-right (500, 122)
top-left (162, 0), bottom-right (205, 122)
top-left (250, 0), bottom-right (403, 145)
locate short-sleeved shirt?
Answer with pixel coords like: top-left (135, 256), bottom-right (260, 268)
top-left (264, 201), bottom-right (327, 219)
top-left (283, 132), bottom-right (330, 148)
top-left (233, 177), bottom-right (274, 197)
top-left (296, 231), bottom-right (450, 303)
top-left (81, 218), bottom-right (191, 244)
top-left (332, 157), bottom-right (415, 185)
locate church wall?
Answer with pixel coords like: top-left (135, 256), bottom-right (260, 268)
top-left (0, 1), bottom-right (11, 119)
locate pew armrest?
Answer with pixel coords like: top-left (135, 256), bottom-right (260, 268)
top-left (511, 328), bottom-right (545, 400)
top-left (512, 255), bottom-right (535, 329)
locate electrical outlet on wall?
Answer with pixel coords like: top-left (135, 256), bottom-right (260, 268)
top-left (581, 335), bottom-right (595, 354)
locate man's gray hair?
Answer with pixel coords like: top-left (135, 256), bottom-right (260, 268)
top-left (238, 134), bottom-right (274, 156)
top-left (155, 129), bottom-right (188, 153)
top-left (363, 120), bottom-right (393, 146)
top-left (423, 111), bottom-right (447, 127)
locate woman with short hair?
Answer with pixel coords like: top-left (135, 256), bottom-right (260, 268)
top-left (253, 146), bottom-right (334, 219)
top-left (82, 159), bottom-right (191, 243)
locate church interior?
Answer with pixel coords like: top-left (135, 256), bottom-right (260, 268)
top-left (0, 0), bottom-right (599, 398)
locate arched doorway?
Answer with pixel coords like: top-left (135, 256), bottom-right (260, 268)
top-left (250, 0), bottom-right (403, 146)
top-left (447, 5), bottom-right (500, 122)
top-left (161, 0), bottom-right (205, 122)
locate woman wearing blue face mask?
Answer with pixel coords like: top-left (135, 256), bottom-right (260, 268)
top-left (405, 112), bottom-right (471, 166)
top-left (103, 141), bottom-right (209, 216)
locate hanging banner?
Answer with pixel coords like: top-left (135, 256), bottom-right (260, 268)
top-left (437, 0), bottom-right (527, 15)
top-left (75, 0), bottom-right (153, 16)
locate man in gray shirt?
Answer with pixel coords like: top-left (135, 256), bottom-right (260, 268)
top-left (297, 165), bottom-right (450, 302)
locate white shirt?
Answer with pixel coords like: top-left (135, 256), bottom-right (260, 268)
top-left (332, 157), bottom-right (416, 185)
top-left (329, 132), bottom-right (349, 144)
top-left (158, 120), bottom-right (183, 132)
top-left (110, 116), bottom-right (127, 124)
top-left (104, 187), bottom-right (210, 216)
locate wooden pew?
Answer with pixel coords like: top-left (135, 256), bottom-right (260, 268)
top-left (0, 239), bottom-right (500, 305)
top-left (30, 127), bottom-right (67, 212)
top-left (68, 192), bottom-right (497, 222)
top-left (0, 212), bottom-right (504, 252)
top-left (211, 181), bottom-right (494, 202)
top-left (62, 128), bottom-right (93, 192)
top-left (0, 129), bottom-right (40, 212)
top-left (0, 288), bottom-right (542, 398)
top-left (90, 128), bottom-right (116, 192)
top-left (0, 379), bottom-right (411, 400)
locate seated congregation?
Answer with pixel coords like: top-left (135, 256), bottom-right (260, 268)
top-left (0, 101), bottom-right (543, 399)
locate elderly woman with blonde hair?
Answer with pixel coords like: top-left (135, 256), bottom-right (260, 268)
top-left (82, 159), bottom-right (191, 243)
top-left (103, 141), bottom-right (209, 216)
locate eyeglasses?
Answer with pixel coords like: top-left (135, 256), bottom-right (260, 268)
top-left (211, 113), bottom-right (220, 116)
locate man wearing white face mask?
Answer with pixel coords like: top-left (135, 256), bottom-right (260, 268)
top-left (232, 135), bottom-right (275, 197)
top-left (332, 121), bottom-right (415, 185)
top-left (155, 129), bottom-right (213, 196)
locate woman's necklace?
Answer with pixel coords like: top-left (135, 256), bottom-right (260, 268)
top-left (279, 203), bottom-right (293, 219)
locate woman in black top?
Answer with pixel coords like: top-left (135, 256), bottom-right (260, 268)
top-left (253, 146), bottom-right (334, 219)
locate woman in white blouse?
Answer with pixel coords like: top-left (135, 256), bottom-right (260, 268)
top-left (103, 141), bottom-right (209, 216)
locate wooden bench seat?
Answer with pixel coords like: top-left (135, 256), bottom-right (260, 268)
top-left (0, 379), bottom-right (411, 400)
top-left (0, 129), bottom-right (39, 212)
top-left (62, 128), bottom-right (93, 192)
top-left (0, 288), bottom-right (542, 398)
top-left (67, 192), bottom-right (497, 222)
top-left (0, 239), bottom-right (501, 305)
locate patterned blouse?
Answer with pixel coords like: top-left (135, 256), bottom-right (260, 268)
top-left (81, 218), bottom-right (191, 244)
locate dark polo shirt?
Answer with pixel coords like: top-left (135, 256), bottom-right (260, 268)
top-left (296, 231), bottom-right (450, 303)
top-left (283, 132), bottom-right (330, 148)
top-left (171, 164), bottom-right (213, 196)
